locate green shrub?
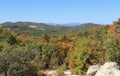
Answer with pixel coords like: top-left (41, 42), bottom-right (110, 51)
top-left (55, 66), bottom-right (65, 76)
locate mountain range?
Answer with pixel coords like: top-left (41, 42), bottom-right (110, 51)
top-left (0, 22), bottom-right (101, 36)
top-left (48, 23), bottom-right (81, 26)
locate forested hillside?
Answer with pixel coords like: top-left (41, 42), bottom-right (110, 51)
top-left (0, 19), bottom-right (120, 76)
top-left (1, 22), bottom-right (100, 36)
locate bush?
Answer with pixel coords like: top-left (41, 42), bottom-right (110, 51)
top-left (104, 37), bottom-right (120, 65)
top-left (55, 66), bottom-right (65, 76)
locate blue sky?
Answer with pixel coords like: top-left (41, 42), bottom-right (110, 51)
top-left (0, 0), bottom-right (120, 24)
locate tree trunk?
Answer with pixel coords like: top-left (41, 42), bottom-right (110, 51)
top-left (4, 71), bottom-right (8, 76)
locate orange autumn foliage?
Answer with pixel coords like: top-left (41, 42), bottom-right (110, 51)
top-left (107, 25), bottom-right (117, 35)
top-left (16, 34), bottom-right (28, 43)
top-left (58, 42), bottom-right (73, 53)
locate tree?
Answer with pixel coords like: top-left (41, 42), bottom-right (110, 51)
top-left (0, 43), bottom-right (36, 76)
top-left (103, 36), bottom-right (120, 65)
top-left (6, 34), bottom-right (17, 45)
top-left (69, 38), bottom-right (104, 74)
top-left (113, 18), bottom-right (120, 26)
top-left (40, 33), bottom-right (50, 42)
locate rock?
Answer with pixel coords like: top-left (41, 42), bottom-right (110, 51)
top-left (95, 62), bottom-right (120, 76)
top-left (64, 70), bottom-right (71, 75)
top-left (68, 75), bottom-right (81, 76)
top-left (86, 64), bottom-right (101, 76)
top-left (44, 70), bottom-right (56, 76)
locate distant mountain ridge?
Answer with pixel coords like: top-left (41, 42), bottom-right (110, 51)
top-left (48, 23), bottom-right (81, 26)
top-left (1, 22), bottom-right (101, 36)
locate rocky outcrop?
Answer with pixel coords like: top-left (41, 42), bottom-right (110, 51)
top-left (95, 62), bottom-right (120, 76)
top-left (86, 64), bottom-right (101, 76)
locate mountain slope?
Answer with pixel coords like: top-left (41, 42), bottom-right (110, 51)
top-left (1, 22), bottom-right (101, 36)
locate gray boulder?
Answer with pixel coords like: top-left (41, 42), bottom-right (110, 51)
top-left (86, 64), bottom-right (101, 76)
top-left (95, 62), bottom-right (120, 76)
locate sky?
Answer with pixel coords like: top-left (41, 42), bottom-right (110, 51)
top-left (0, 0), bottom-right (120, 24)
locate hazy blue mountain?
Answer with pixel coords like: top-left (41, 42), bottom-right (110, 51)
top-left (48, 23), bottom-right (81, 26)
